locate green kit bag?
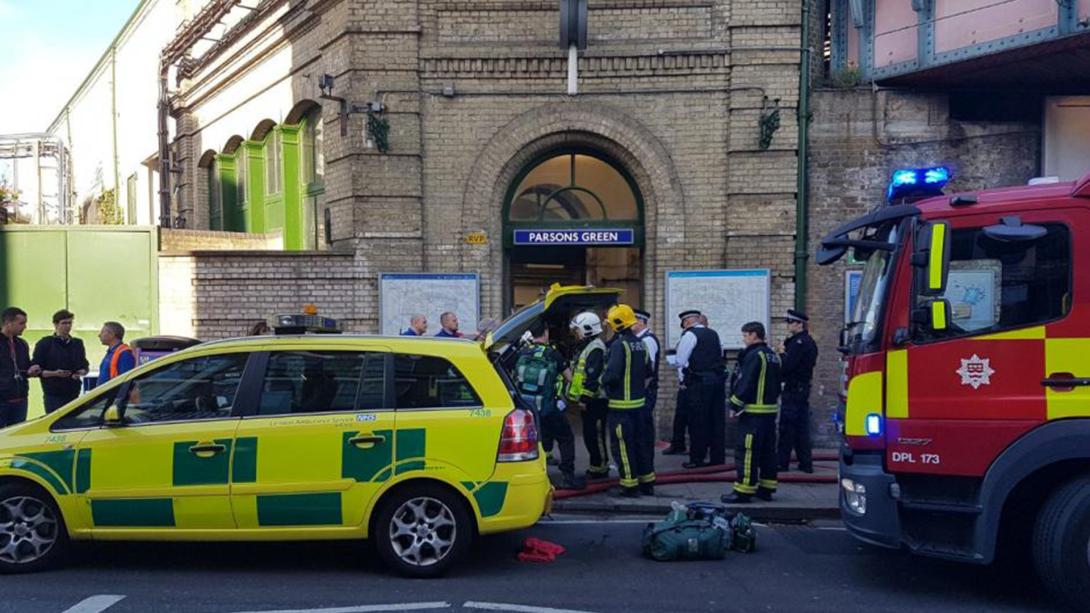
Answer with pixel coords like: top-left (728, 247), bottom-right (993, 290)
top-left (641, 506), bottom-right (729, 561)
top-left (641, 502), bottom-right (757, 561)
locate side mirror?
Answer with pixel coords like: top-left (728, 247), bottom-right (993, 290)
top-left (914, 221), bottom-right (951, 297)
top-left (103, 405), bottom-right (124, 427)
top-left (983, 216), bottom-right (1047, 242)
top-left (912, 299), bottom-right (952, 331)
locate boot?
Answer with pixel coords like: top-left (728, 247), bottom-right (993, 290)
top-left (721, 491), bottom-right (752, 504)
top-left (585, 469), bottom-right (610, 481)
top-left (610, 486), bottom-right (641, 498)
top-left (755, 488), bottom-right (774, 502)
top-left (556, 471), bottom-right (585, 491)
top-left (639, 482), bottom-right (655, 496)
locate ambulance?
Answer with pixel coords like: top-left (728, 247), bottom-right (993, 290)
top-left (819, 167), bottom-right (1090, 609)
top-left (0, 286), bottom-right (617, 577)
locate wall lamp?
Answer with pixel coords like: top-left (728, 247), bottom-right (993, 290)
top-left (316, 73), bottom-right (388, 151)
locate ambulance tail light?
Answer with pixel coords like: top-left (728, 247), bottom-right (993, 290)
top-left (498, 409), bottom-right (540, 462)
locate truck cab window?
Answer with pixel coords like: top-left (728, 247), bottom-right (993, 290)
top-left (915, 223), bottom-right (1070, 341)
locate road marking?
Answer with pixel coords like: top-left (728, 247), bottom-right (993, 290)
top-left (233, 603), bottom-right (452, 613)
top-left (818, 526), bottom-right (848, 531)
top-left (62, 595), bottom-right (126, 613)
top-left (463, 602), bottom-right (597, 613)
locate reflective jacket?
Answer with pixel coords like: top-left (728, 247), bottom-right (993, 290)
top-left (602, 330), bottom-right (650, 410)
top-left (568, 337), bottom-right (606, 402)
top-left (729, 342), bottom-right (782, 414)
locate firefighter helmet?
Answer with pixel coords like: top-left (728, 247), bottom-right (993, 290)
top-left (570, 311), bottom-right (603, 337)
top-left (606, 304), bottom-right (637, 331)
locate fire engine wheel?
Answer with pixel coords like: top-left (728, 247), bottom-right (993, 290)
top-left (372, 483), bottom-right (473, 578)
top-left (1032, 476), bottom-right (1090, 612)
top-left (0, 483), bottom-right (69, 574)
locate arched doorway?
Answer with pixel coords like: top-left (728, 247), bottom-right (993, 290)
top-left (503, 148), bottom-right (644, 311)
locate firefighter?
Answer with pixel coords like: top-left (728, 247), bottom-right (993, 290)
top-left (602, 304), bottom-right (655, 497)
top-left (778, 309), bottom-right (818, 473)
top-left (675, 309), bottom-right (726, 468)
top-left (722, 321), bottom-right (783, 503)
top-left (632, 309), bottom-right (660, 477)
top-left (568, 311), bottom-right (610, 480)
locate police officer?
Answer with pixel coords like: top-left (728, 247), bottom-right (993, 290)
top-left (603, 304), bottom-right (654, 497)
top-left (722, 321), bottom-right (782, 503)
top-left (632, 309), bottom-right (660, 476)
top-left (675, 310), bottom-right (726, 468)
top-left (778, 309), bottom-right (818, 473)
top-left (568, 311), bottom-right (610, 480)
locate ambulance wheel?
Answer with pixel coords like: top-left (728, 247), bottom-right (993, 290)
top-left (373, 483), bottom-right (473, 578)
top-left (0, 482), bottom-right (69, 574)
top-left (1033, 476), bottom-right (1090, 612)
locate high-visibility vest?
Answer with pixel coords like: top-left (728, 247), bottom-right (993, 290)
top-left (568, 337), bottom-right (606, 402)
top-left (109, 344), bottom-right (133, 379)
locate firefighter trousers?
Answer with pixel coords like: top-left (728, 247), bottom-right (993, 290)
top-left (688, 375), bottom-right (726, 465)
top-left (582, 398), bottom-right (610, 476)
top-left (609, 409), bottom-right (655, 489)
top-left (734, 412), bottom-right (778, 495)
top-left (777, 393), bottom-right (813, 471)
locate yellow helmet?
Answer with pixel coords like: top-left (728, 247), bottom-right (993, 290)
top-left (606, 304), bottom-right (637, 331)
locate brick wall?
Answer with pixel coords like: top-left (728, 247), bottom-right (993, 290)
top-left (159, 251), bottom-right (365, 340)
top-left (165, 0), bottom-right (807, 441)
top-left (805, 87), bottom-right (1040, 445)
top-left (160, 229), bottom-right (282, 251)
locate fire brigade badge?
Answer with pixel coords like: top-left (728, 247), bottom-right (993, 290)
top-left (956, 354), bottom-right (995, 389)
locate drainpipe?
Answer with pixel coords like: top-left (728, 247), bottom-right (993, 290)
top-left (794, 0), bottom-right (812, 312)
top-left (111, 46), bottom-right (121, 215)
top-left (157, 63), bottom-right (172, 228)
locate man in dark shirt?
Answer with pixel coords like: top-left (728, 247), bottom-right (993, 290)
top-left (1, 307), bottom-right (40, 427)
top-left (32, 309), bottom-right (89, 414)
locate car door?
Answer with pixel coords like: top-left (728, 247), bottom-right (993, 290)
top-left (73, 350), bottom-right (253, 533)
top-left (231, 346), bottom-right (393, 531)
top-left (888, 209), bottom-right (1081, 476)
top-left (391, 350), bottom-right (508, 517)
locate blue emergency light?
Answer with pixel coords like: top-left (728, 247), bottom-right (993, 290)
top-left (887, 166), bottom-right (950, 202)
top-left (865, 413), bottom-right (882, 436)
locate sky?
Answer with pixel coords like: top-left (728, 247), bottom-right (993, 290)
top-left (0, 0), bottom-right (141, 134)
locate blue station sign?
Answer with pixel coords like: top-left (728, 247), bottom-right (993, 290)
top-left (513, 228), bottom-right (635, 246)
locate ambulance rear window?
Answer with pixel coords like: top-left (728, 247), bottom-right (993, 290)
top-left (394, 355), bottom-right (481, 409)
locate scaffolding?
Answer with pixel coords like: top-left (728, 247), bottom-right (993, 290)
top-left (0, 133), bottom-right (70, 225)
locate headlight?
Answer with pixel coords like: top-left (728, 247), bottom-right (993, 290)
top-left (841, 478), bottom-right (867, 515)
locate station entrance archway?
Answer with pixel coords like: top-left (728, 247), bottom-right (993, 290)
top-left (502, 149), bottom-right (644, 312)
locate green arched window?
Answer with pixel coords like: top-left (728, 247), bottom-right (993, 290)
top-left (503, 150), bottom-right (644, 247)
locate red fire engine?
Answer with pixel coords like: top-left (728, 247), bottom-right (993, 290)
top-left (819, 167), bottom-right (1090, 610)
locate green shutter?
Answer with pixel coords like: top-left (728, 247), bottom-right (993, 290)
top-left (243, 140), bottom-right (266, 233)
top-left (280, 124), bottom-right (304, 250)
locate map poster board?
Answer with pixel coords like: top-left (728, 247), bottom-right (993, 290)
top-left (379, 273), bottom-right (480, 337)
top-left (845, 270), bottom-right (863, 324)
top-left (665, 269), bottom-right (771, 350)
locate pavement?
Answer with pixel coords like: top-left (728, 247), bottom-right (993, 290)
top-left (1, 517), bottom-right (1049, 612)
top-left (546, 414), bottom-right (840, 522)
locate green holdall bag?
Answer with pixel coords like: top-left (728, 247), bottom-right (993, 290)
top-left (641, 505), bottom-right (729, 561)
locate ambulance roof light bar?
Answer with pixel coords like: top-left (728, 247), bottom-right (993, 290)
top-left (273, 304), bottom-right (342, 335)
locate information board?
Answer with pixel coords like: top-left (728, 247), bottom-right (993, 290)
top-left (845, 270), bottom-right (863, 323)
top-left (379, 273), bottom-right (480, 337)
top-left (665, 269), bottom-right (771, 350)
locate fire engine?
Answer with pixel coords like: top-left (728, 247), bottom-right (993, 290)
top-left (819, 166), bottom-right (1090, 610)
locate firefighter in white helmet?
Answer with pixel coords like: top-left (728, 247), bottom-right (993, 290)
top-left (568, 311), bottom-right (611, 480)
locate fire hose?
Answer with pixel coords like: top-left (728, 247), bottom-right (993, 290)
top-left (553, 450), bottom-right (840, 499)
